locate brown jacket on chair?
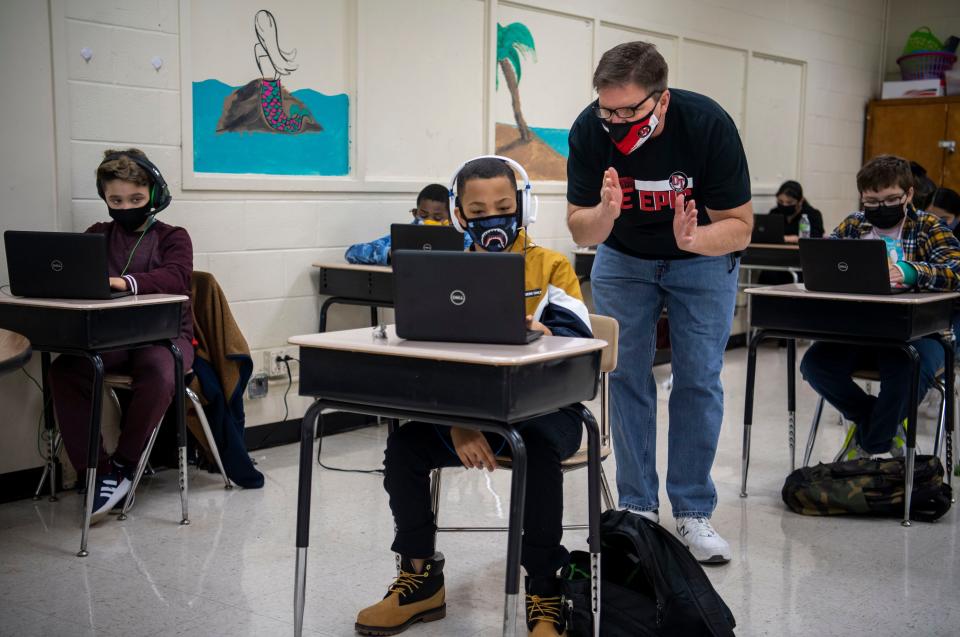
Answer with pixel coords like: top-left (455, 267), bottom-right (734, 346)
top-left (187, 271), bottom-right (251, 459)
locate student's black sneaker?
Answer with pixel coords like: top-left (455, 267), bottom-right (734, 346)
top-left (355, 553), bottom-right (446, 636)
top-left (526, 575), bottom-right (568, 636)
top-left (89, 461), bottom-right (132, 525)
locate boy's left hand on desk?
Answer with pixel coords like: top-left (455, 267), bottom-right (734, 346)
top-left (526, 315), bottom-right (552, 336)
top-left (109, 277), bottom-right (128, 291)
top-left (888, 264), bottom-right (904, 285)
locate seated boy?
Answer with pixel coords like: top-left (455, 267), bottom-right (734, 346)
top-left (800, 155), bottom-right (960, 459)
top-left (928, 187), bottom-right (960, 236)
top-left (355, 157), bottom-right (593, 637)
top-left (49, 149), bottom-right (194, 522)
top-left (345, 183), bottom-right (470, 265)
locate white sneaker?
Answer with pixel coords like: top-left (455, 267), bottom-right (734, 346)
top-left (675, 517), bottom-right (731, 564)
top-left (628, 509), bottom-right (660, 524)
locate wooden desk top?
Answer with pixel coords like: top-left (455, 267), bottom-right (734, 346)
top-left (745, 283), bottom-right (960, 305)
top-left (746, 243), bottom-right (799, 250)
top-left (290, 325), bottom-right (606, 366)
top-left (0, 293), bottom-right (188, 310)
top-left (311, 261), bottom-right (392, 273)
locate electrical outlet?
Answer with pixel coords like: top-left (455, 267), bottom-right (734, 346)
top-left (264, 349), bottom-right (289, 377)
top-left (248, 372), bottom-right (269, 399)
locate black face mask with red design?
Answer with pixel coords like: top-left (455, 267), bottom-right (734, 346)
top-left (602, 107), bottom-right (659, 155)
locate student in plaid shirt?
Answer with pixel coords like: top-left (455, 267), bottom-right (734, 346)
top-left (800, 155), bottom-right (960, 460)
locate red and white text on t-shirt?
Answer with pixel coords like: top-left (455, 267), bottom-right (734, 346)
top-left (619, 177), bottom-right (695, 212)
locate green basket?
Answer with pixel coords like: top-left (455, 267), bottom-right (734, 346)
top-left (903, 26), bottom-right (942, 55)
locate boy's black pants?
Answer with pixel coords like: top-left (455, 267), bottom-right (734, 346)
top-left (383, 406), bottom-right (583, 577)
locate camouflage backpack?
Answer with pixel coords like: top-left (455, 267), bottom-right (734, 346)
top-left (782, 455), bottom-right (952, 522)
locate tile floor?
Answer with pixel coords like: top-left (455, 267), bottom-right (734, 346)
top-left (1, 343), bottom-right (958, 636)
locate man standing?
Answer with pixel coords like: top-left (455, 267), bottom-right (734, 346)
top-left (567, 42), bottom-right (752, 563)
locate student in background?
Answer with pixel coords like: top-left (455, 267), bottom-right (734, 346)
top-left (800, 155), bottom-right (960, 461)
top-left (355, 157), bottom-right (592, 637)
top-left (928, 187), bottom-right (960, 235)
top-left (910, 161), bottom-right (937, 211)
top-left (49, 149), bottom-right (193, 523)
top-left (344, 184), bottom-right (470, 265)
top-left (758, 180), bottom-right (824, 285)
top-left (770, 180), bottom-right (824, 242)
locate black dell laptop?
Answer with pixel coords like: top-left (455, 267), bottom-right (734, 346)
top-left (799, 238), bottom-right (909, 295)
top-left (392, 250), bottom-right (542, 345)
top-left (751, 214), bottom-right (786, 244)
top-left (390, 224), bottom-right (463, 255)
top-left (4, 231), bottom-right (131, 299)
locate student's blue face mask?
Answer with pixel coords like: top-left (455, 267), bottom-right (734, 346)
top-left (465, 213), bottom-right (519, 252)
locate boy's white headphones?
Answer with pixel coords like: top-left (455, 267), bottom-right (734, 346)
top-left (447, 155), bottom-right (539, 232)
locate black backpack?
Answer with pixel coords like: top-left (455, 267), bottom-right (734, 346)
top-left (781, 454), bottom-right (952, 522)
top-left (561, 510), bottom-right (736, 637)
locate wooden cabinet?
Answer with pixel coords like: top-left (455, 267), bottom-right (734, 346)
top-left (864, 96), bottom-right (960, 191)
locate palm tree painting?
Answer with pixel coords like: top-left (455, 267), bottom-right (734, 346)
top-left (497, 22), bottom-right (535, 142)
top-left (495, 21), bottom-right (567, 180)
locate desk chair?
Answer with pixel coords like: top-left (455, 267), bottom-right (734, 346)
top-left (0, 329), bottom-right (32, 375)
top-left (801, 368), bottom-right (953, 485)
top-left (103, 372), bottom-right (232, 519)
top-left (428, 314), bottom-right (618, 535)
top-left (32, 370), bottom-right (233, 516)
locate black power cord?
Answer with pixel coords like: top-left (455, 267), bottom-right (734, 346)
top-left (255, 354), bottom-right (383, 475)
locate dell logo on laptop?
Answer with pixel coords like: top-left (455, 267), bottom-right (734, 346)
top-left (422, 243), bottom-right (432, 250)
top-left (837, 262), bottom-right (849, 272)
top-left (449, 290), bottom-right (466, 306)
top-left (50, 259), bottom-right (63, 272)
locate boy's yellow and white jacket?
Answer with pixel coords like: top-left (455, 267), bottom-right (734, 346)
top-left (493, 229), bottom-right (593, 339)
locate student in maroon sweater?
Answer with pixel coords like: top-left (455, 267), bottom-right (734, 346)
top-left (49, 148), bottom-right (194, 523)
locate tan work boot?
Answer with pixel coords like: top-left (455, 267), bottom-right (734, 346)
top-left (355, 553), bottom-right (446, 636)
top-left (526, 575), bottom-right (567, 636)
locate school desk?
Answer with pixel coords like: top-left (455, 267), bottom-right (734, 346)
top-left (288, 326), bottom-right (607, 636)
top-left (573, 247), bottom-right (596, 282)
top-left (0, 293), bottom-right (189, 555)
top-left (313, 262), bottom-right (393, 332)
top-left (741, 283), bottom-right (957, 526)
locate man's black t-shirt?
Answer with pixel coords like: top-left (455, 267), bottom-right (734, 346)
top-left (567, 88), bottom-right (751, 260)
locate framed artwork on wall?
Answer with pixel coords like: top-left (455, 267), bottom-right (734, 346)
top-left (180, 0), bottom-right (354, 190)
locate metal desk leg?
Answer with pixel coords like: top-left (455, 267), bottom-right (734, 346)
top-left (787, 339), bottom-right (797, 471)
top-left (167, 343), bottom-right (188, 525)
top-left (319, 297), bottom-right (337, 333)
top-left (741, 330), bottom-right (764, 497)
top-left (34, 352), bottom-right (59, 502)
top-left (500, 427), bottom-right (527, 637)
top-left (78, 353), bottom-right (104, 558)
top-left (936, 333), bottom-right (955, 494)
top-left (581, 408), bottom-right (602, 637)
top-left (901, 344), bottom-right (921, 527)
top-left (294, 401), bottom-right (322, 637)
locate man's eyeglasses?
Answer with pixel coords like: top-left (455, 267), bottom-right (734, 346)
top-left (861, 192), bottom-right (906, 208)
top-left (592, 91), bottom-right (661, 120)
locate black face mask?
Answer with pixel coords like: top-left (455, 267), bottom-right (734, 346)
top-left (776, 204), bottom-right (797, 216)
top-left (864, 201), bottom-right (905, 229)
top-left (109, 204), bottom-right (153, 233)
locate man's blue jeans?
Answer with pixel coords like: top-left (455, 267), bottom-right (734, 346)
top-left (591, 244), bottom-right (739, 518)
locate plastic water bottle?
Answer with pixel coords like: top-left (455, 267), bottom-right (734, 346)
top-left (798, 213), bottom-right (811, 239)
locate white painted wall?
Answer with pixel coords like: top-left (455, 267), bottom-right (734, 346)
top-left (0, 0), bottom-right (60, 474)
top-left (0, 0), bottom-right (891, 478)
top-left (884, 0), bottom-right (960, 81)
